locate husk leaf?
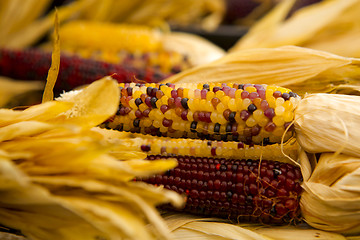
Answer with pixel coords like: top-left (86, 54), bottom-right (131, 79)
top-left (164, 213), bottom-right (346, 240)
top-left (0, 79), bottom-right (183, 240)
top-left (301, 153), bottom-right (360, 235)
top-left (164, 46), bottom-right (360, 95)
top-left (295, 93), bottom-right (360, 157)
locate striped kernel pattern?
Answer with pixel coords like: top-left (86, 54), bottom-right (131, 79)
top-left (140, 155), bottom-right (303, 224)
top-left (101, 82), bottom-right (301, 145)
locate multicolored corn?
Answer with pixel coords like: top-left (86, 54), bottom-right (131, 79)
top-left (59, 21), bottom-right (192, 74)
top-left (0, 48), bottom-right (170, 92)
top-left (102, 82), bottom-right (303, 224)
top-left (101, 82), bottom-right (301, 145)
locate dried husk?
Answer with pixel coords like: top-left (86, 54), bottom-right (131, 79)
top-left (294, 93), bottom-right (360, 158)
top-left (0, 79), bottom-right (184, 240)
top-left (230, 0), bottom-right (360, 58)
top-left (164, 213), bottom-right (346, 240)
top-left (164, 46), bottom-right (360, 95)
top-left (301, 153), bottom-right (360, 235)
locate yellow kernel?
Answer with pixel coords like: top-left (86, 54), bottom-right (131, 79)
top-left (200, 99), bottom-right (207, 111)
top-left (153, 119), bottom-right (161, 128)
top-left (164, 109), bottom-right (173, 119)
top-left (276, 97), bottom-right (285, 106)
top-left (283, 111), bottom-right (294, 122)
top-left (245, 86), bottom-right (257, 93)
top-left (164, 87), bottom-right (172, 98)
top-left (205, 101), bottom-right (213, 112)
top-left (242, 98), bottom-right (251, 109)
top-left (217, 114), bottom-right (227, 125)
top-left (210, 112), bottom-right (217, 123)
top-left (215, 90), bottom-right (225, 98)
top-left (235, 98), bottom-right (243, 111)
top-left (161, 95), bottom-right (169, 105)
top-left (129, 110), bottom-right (136, 119)
top-left (266, 89), bottom-right (274, 99)
top-left (183, 88), bottom-right (189, 98)
top-left (221, 96), bottom-right (230, 108)
top-left (156, 99), bottom-right (162, 108)
top-left (208, 123), bottom-right (215, 133)
top-left (220, 124), bottom-right (226, 134)
top-left (267, 96), bottom-right (276, 108)
top-left (206, 91), bottom-right (215, 101)
top-left (133, 90), bottom-right (142, 99)
top-left (187, 98), bottom-right (195, 111)
top-left (139, 103), bottom-right (148, 112)
top-left (216, 102), bottom-right (226, 113)
top-left (273, 115), bottom-right (285, 126)
top-left (253, 109), bottom-right (264, 122)
top-left (179, 122), bottom-right (186, 131)
top-left (273, 126), bottom-right (285, 137)
top-left (246, 115), bottom-right (257, 127)
top-left (235, 112), bottom-right (242, 123)
top-left (129, 99), bottom-right (137, 109)
top-left (275, 106), bottom-right (285, 116)
top-left (258, 116), bottom-right (269, 127)
top-left (193, 99), bottom-right (200, 111)
top-left (235, 89), bottom-right (243, 99)
top-left (283, 101), bottom-right (293, 111)
top-left (187, 110), bottom-right (194, 121)
top-left (228, 98), bottom-right (237, 111)
top-left (187, 89), bottom-right (195, 99)
top-left (143, 119), bottom-right (152, 127)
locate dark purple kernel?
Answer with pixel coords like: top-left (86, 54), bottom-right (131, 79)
top-left (282, 92), bottom-right (290, 100)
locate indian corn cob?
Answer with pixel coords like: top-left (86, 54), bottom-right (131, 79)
top-left (101, 82), bottom-right (301, 145)
top-left (59, 21), bottom-right (192, 74)
top-left (100, 82), bottom-right (303, 224)
top-left (0, 48), bottom-right (171, 93)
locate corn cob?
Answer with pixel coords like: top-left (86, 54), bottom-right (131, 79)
top-left (140, 154), bottom-right (302, 224)
top-left (101, 82), bottom-right (301, 145)
top-left (59, 21), bottom-right (192, 74)
top-left (0, 48), bottom-right (170, 93)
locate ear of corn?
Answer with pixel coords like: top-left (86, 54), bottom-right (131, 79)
top-left (130, 135), bottom-right (298, 164)
top-left (139, 154), bottom-right (302, 224)
top-left (58, 21), bottom-right (223, 72)
top-left (101, 82), bottom-right (300, 145)
top-left (0, 48), bottom-right (170, 92)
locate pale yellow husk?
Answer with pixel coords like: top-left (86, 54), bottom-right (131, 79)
top-left (0, 78), bottom-right (183, 240)
top-left (230, 0), bottom-right (360, 58)
top-left (164, 46), bottom-right (360, 95)
top-left (295, 93), bottom-right (360, 158)
top-left (164, 213), bottom-right (346, 240)
top-left (300, 153), bottom-right (360, 235)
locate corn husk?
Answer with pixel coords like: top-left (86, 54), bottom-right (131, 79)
top-left (230, 0), bottom-right (360, 58)
top-left (164, 213), bottom-right (346, 240)
top-left (300, 153), bottom-right (360, 235)
top-left (78, 0), bottom-right (225, 32)
top-left (0, 77), bottom-right (44, 107)
top-left (164, 46), bottom-right (360, 95)
top-left (295, 93), bottom-right (360, 158)
top-left (162, 32), bottom-right (225, 66)
top-left (0, 0), bottom-right (95, 48)
top-left (0, 78), bottom-right (183, 240)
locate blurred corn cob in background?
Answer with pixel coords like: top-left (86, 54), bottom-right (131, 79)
top-left (0, 48), bottom-right (171, 93)
top-left (231, 0), bottom-right (360, 58)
